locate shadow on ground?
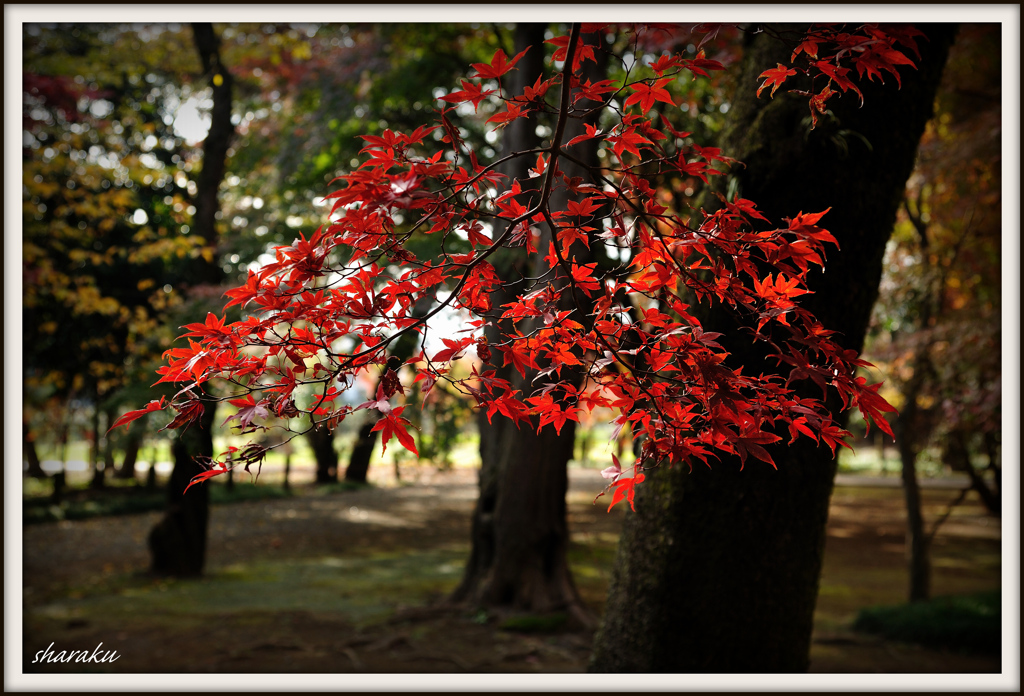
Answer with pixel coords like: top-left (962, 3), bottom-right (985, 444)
top-left (22, 469), bottom-right (1001, 674)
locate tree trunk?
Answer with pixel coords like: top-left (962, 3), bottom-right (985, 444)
top-left (452, 416), bottom-right (588, 624)
top-left (984, 430), bottom-right (1001, 502)
top-left (51, 471), bottom-right (65, 505)
top-left (148, 22), bottom-right (233, 576)
top-left (946, 428), bottom-right (1001, 516)
top-left (149, 402), bottom-right (215, 576)
top-left (897, 385), bottom-right (931, 602)
top-left (24, 422), bottom-right (46, 478)
top-left (344, 417), bottom-right (378, 484)
top-left (343, 304), bottom-right (426, 484)
top-left (452, 24), bottom-right (606, 628)
top-left (115, 431), bottom-right (143, 481)
top-left (590, 24), bottom-right (954, 672)
top-left (145, 447), bottom-right (159, 491)
top-left (307, 425), bottom-right (340, 484)
top-left (189, 22), bottom-right (234, 266)
top-left (454, 24), bottom-right (573, 618)
top-left (88, 402), bottom-right (105, 490)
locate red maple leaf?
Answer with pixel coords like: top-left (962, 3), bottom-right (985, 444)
top-left (471, 46), bottom-right (531, 80)
top-left (624, 78), bottom-right (675, 114)
top-left (757, 63), bottom-right (798, 98)
top-left (222, 395), bottom-right (271, 433)
top-left (814, 60), bottom-right (864, 105)
top-left (853, 42), bottom-right (917, 87)
top-left (680, 51), bottom-right (725, 78)
top-left (499, 341), bottom-right (541, 379)
top-left (791, 37), bottom-right (820, 62)
top-left (570, 261), bottom-right (602, 295)
top-left (371, 407), bottom-right (419, 457)
top-left (184, 461), bottom-right (234, 494)
top-left (851, 376), bottom-right (897, 439)
top-left (108, 397), bottom-right (166, 433)
top-left (608, 127), bottom-right (651, 161)
top-left (527, 392), bottom-right (580, 436)
top-left (607, 472), bottom-right (645, 512)
top-left (546, 35), bottom-right (597, 70)
top-left (439, 79), bottom-right (497, 110)
top-left (649, 54), bottom-right (681, 76)
top-left (566, 122), bottom-right (604, 148)
top-left (732, 430), bottom-right (782, 469)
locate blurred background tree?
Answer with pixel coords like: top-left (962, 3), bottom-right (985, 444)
top-left (864, 23), bottom-right (1002, 601)
top-left (23, 24), bottom-right (210, 492)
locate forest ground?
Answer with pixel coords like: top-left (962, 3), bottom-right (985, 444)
top-left (21, 465), bottom-right (1002, 677)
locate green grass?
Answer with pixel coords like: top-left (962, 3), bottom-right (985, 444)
top-left (31, 548), bottom-right (469, 627)
top-left (23, 482), bottom-right (293, 525)
top-left (837, 444), bottom-right (947, 477)
top-left (852, 590), bottom-right (1001, 655)
top-left (498, 612), bottom-right (568, 633)
top-left (315, 480), bottom-right (374, 495)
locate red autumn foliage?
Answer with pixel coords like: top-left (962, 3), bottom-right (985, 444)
top-left (115, 23), bottom-right (917, 506)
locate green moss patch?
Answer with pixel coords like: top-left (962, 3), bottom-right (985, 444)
top-left (852, 591), bottom-right (1001, 655)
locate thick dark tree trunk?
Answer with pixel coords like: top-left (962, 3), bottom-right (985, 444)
top-left (149, 403), bottom-right (215, 576)
top-left (452, 24), bottom-right (607, 628)
top-left (307, 426), bottom-right (340, 484)
top-left (148, 22), bottom-right (233, 576)
top-left (453, 416), bottom-right (588, 624)
top-left (590, 24), bottom-right (954, 672)
top-left (453, 24), bottom-right (565, 617)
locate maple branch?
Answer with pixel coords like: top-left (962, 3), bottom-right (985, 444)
top-left (537, 22), bottom-right (581, 213)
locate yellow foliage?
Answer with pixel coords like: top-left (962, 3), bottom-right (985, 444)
top-left (71, 284), bottom-right (122, 317)
top-left (292, 41), bottom-right (312, 61)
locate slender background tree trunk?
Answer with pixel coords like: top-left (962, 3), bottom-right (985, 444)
top-left (24, 421), bottom-right (46, 479)
top-left (148, 22), bottom-right (234, 576)
top-left (307, 426), bottom-right (340, 484)
top-left (115, 431), bottom-right (143, 481)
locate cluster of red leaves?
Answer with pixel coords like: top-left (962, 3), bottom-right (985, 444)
top-left (757, 24), bottom-right (925, 128)
top-left (117, 24), bottom-right (901, 505)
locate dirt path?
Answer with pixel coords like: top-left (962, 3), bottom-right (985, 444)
top-left (21, 468), bottom-right (1001, 676)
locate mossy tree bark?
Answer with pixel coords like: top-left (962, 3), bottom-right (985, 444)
top-left (589, 24), bottom-right (955, 672)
